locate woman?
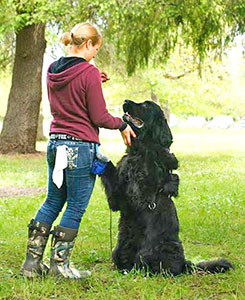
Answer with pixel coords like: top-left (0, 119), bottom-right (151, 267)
top-left (20, 22), bottom-right (135, 279)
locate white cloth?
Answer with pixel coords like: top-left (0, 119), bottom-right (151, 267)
top-left (52, 145), bottom-right (68, 188)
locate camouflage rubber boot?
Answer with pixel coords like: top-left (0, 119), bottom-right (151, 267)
top-left (49, 225), bottom-right (91, 279)
top-left (20, 219), bottom-right (50, 278)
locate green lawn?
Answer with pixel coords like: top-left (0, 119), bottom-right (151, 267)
top-left (0, 128), bottom-right (244, 300)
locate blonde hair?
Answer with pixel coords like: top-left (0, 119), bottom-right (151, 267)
top-left (61, 22), bottom-right (102, 47)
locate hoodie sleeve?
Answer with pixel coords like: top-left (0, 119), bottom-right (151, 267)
top-left (85, 67), bottom-right (123, 129)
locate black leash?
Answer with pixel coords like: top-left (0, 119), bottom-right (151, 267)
top-left (109, 208), bottom-right (113, 255)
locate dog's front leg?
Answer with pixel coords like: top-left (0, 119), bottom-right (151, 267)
top-left (112, 215), bottom-right (136, 273)
top-left (101, 161), bottom-right (121, 211)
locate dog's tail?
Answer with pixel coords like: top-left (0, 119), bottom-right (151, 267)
top-left (184, 258), bottom-right (234, 274)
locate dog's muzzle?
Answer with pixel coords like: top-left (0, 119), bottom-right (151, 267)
top-left (122, 113), bottom-right (144, 130)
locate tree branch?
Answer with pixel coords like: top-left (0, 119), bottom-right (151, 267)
top-left (163, 68), bottom-right (196, 80)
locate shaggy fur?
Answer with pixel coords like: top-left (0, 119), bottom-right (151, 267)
top-left (101, 99), bottom-right (233, 276)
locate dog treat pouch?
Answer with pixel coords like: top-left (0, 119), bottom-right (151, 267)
top-left (91, 144), bottom-right (110, 175)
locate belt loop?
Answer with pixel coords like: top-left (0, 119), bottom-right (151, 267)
top-left (90, 142), bottom-right (95, 152)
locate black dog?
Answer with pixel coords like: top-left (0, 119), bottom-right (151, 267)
top-left (101, 99), bottom-right (233, 276)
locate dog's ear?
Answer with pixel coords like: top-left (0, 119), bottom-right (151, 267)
top-left (152, 115), bottom-right (173, 147)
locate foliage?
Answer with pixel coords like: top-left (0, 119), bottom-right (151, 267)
top-left (101, 43), bottom-right (245, 118)
top-left (0, 0), bottom-right (73, 33)
top-left (97, 0), bottom-right (245, 75)
top-left (1, 38), bottom-right (244, 119)
top-left (0, 129), bottom-right (245, 299)
top-left (0, 0), bottom-right (96, 71)
top-left (0, 1), bottom-right (15, 68)
top-left (1, 0), bottom-right (245, 75)
top-left (0, 0), bottom-right (245, 124)
top-left (0, 71), bottom-right (11, 118)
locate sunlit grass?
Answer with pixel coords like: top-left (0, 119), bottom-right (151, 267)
top-left (0, 128), bottom-right (244, 300)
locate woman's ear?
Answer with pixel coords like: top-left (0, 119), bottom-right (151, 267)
top-left (86, 39), bottom-right (93, 50)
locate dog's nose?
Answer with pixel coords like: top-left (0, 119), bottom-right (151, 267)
top-left (123, 99), bottom-right (131, 113)
top-left (124, 99), bottom-right (135, 106)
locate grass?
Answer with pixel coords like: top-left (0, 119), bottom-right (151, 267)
top-left (0, 128), bottom-right (245, 300)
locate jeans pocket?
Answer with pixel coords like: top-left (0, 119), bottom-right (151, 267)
top-left (47, 140), bottom-right (56, 167)
top-left (66, 143), bottom-right (94, 175)
top-left (66, 147), bottom-right (79, 170)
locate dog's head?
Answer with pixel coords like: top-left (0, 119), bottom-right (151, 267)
top-left (123, 99), bottom-right (173, 148)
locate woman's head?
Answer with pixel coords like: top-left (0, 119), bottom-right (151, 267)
top-left (61, 22), bottom-right (102, 61)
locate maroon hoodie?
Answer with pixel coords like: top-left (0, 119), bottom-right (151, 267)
top-left (47, 60), bottom-right (123, 144)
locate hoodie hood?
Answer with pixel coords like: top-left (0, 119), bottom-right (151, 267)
top-left (47, 57), bottom-right (93, 90)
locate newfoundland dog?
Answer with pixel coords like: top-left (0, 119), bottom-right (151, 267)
top-left (101, 99), bottom-right (233, 276)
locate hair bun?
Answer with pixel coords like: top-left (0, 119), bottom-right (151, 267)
top-left (60, 23), bottom-right (102, 47)
top-left (60, 32), bottom-right (72, 46)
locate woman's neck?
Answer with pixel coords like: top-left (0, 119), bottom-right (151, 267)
top-left (67, 46), bottom-right (88, 61)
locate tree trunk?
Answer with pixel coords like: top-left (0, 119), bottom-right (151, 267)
top-left (151, 90), bottom-right (170, 123)
top-left (151, 89), bottom-right (159, 104)
top-left (37, 109), bottom-right (47, 141)
top-left (163, 100), bottom-right (170, 123)
top-left (0, 23), bottom-right (46, 154)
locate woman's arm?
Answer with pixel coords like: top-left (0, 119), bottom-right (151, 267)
top-left (85, 68), bottom-right (122, 129)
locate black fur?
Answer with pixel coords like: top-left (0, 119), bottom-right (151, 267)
top-left (101, 99), bottom-right (233, 276)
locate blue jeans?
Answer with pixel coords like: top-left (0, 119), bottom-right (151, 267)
top-left (35, 139), bottom-right (96, 229)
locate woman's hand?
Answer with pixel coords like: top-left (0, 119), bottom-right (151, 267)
top-left (100, 71), bottom-right (110, 83)
top-left (121, 125), bottom-right (136, 147)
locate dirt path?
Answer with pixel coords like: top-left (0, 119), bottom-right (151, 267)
top-left (0, 187), bottom-right (46, 198)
